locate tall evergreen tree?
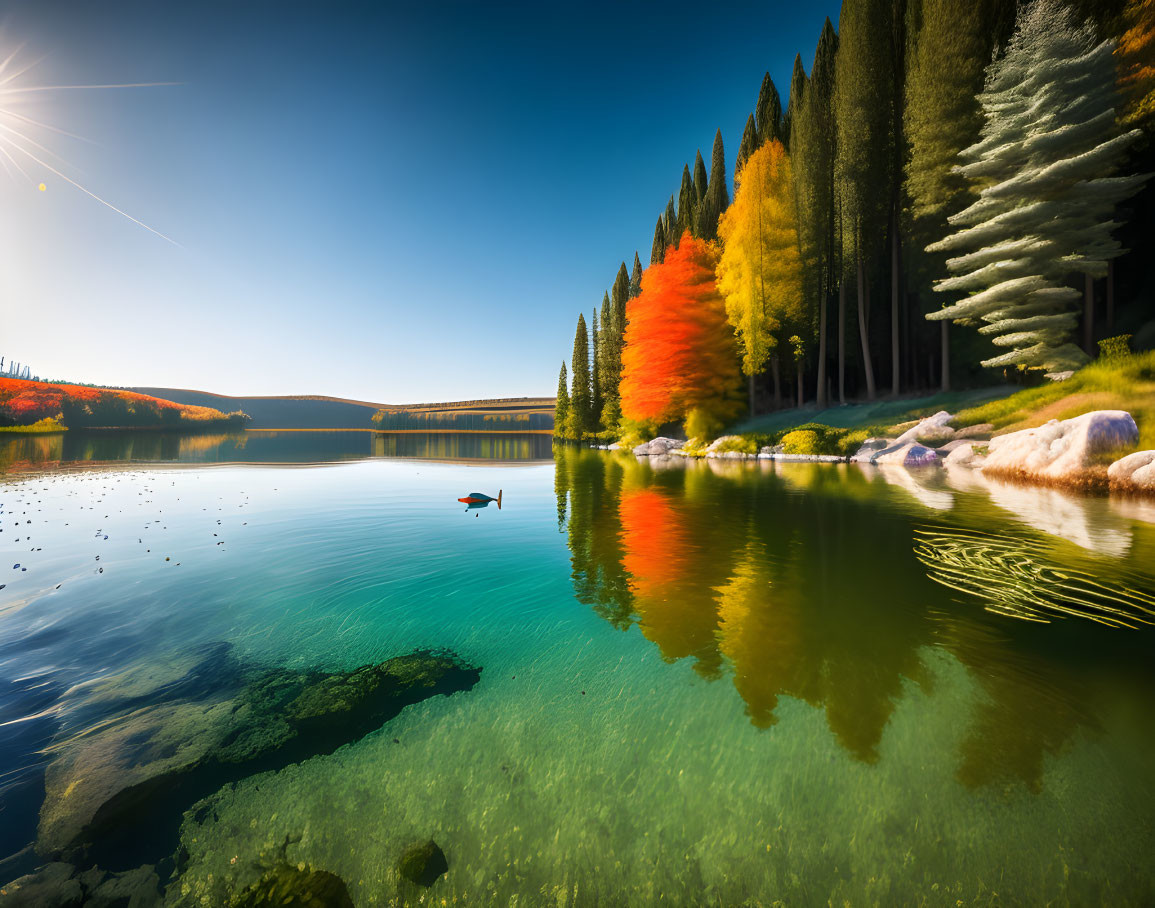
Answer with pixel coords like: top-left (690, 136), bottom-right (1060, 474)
top-left (693, 150), bottom-right (708, 208)
top-left (755, 73), bottom-right (784, 148)
top-left (906, 0), bottom-right (1005, 390)
top-left (702, 129), bottom-right (730, 241)
top-left (835, 0), bottom-right (895, 400)
top-left (630, 252), bottom-right (643, 298)
top-left (570, 314), bottom-right (592, 438)
top-left (651, 216), bottom-right (667, 265)
top-left (677, 164), bottom-right (696, 238)
top-left (555, 362), bottom-right (570, 437)
top-left (611, 263), bottom-right (631, 346)
top-left (792, 17), bottom-right (839, 408)
top-left (590, 308), bottom-right (603, 425)
top-left (925, 0), bottom-right (1148, 372)
top-left (664, 196), bottom-right (678, 248)
top-left (783, 54), bottom-right (808, 147)
top-left (598, 292), bottom-right (613, 407)
top-left (735, 115), bottom-right (758, 187)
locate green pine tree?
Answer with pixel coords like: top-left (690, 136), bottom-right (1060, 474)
top-left (630, 252), bottom-right (643, 298)
top-left (570, 314), bottom-right (592, 438)
top-left (735, 114), bottom-right (758, 187)
top-left (677, 164), bottom-right (696, 239)
top-left (702, 129), bottom-right (730, 241)
top-left (651, 215), bottom-right (666, 264)
top-left (555, 362), bottom-right (570, 438)
top-left (783, 54), bottom-right (807, 147)
top-left (755, 72), bottom-right (783, 148)
top-left (590, 308), bottom-right (603, 425)
top-left (692, 149), bottom-right (709, 234)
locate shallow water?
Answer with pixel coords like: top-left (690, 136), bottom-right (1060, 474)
top-left (2, 434), bottom-right (1154, 905)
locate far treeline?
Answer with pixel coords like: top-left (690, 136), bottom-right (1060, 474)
top-left (555, 0), bottom-right (1155, 442)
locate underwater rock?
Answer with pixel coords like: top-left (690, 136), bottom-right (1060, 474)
top-left (230, 863), bottom-right (354, 908)
top-left (1108, 449), bottom-right (1155, 491)
top-left (397, 840), bottom-right (448, 887)
top-left (85, 864), bottom-right (161, 908)
top-left (0, 862), bottom-right (83, 907)
top-left (47, 651), bottom-right (480, 873)
top-left (983, 410), bottom-right (1138, 483)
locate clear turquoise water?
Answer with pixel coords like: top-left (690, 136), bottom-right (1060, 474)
top-left (2, 433), bottom-right (1154, 905)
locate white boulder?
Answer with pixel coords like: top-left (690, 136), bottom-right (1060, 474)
top-left (982, 410), bottom-right (1138, 481)
top-left (1108, 450), bottom-right (1155, 490)
top-left (632, 437), bottom-right (686, 456)
top-left (895, 410), bottom-right (953, 445)
top-left (873, 442), bottom-right (940, 467)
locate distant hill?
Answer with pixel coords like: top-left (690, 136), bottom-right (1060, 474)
top-left (1, 378), bottom-right (242, 429)
top-left (133, 388), bottom-right (555, 430)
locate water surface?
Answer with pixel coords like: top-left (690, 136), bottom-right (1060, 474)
top-left (2, 434), bottom-right (1153, 904)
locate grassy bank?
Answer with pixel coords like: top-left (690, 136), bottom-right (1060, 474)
top-left (689, 351), bottom-right (1155, 457)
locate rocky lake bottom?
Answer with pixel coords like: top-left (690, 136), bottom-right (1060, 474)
top-left (1, 433), bottom-right (1154, 905)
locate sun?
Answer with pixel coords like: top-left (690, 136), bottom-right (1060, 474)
top-left (0, 42), bottom-right (178, 243)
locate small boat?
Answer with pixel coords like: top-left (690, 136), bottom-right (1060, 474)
top-left (458, 490), bottom-right (502, 510)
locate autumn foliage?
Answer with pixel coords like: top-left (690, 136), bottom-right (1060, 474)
top-left (1119, 0), bottom-right (1155, 128)
top-left (716, 139), bottom-right (804, 377)
top-left (0, 377), bottom-right (244, 429)
top-left (619, 232), bottom-right (744, 426)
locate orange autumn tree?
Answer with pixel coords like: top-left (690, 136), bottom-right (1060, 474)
top-left (1119, 0), bottom-right (1155, 129)
top-left (619, 231), bottom-right (744, 430)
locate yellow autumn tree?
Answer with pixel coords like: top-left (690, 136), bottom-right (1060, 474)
top-left (715, 139), bottom-right (804, 409)
top-left (1119, 0), bottom-right (1155, 129)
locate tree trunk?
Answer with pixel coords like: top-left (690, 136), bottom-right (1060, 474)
top-left (857, 255), bottom-right (876, 401)
top-left (838, 281), bottom-right (846, 405)
top-left (817, 289), bottom-right (828, 408)
top-left (1107, 259), bottom-right (1115, 333)
top-left (771, 355), bottom-right (782, 409)
top-left (1083, 273), bottom-right (1095, 355)
top-left (940, 321), bottom-right (950, 392)
top-left (891, 216), bottom-right (900, 397)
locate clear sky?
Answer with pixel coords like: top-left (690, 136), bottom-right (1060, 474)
top-left (0, 0), bottom-right (840, 403)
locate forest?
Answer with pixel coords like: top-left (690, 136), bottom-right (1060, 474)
top-left (554, 0), bottom-right (1155, 443)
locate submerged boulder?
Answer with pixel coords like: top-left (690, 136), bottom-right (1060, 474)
top-left (982, 410), bottom-right (1138, 482)
top-left (44, 651), bottom-right (480, 873)
top-left (1108, 450), bottom-right (1155, 491)
top-left (397, 840), bottom-right (448, 887)
top-left (230, 863), bottom-right (354, 908)
top-left (0, 862), bottom-right (82, 908)
top-left (85, 865), bottom-right (161, 908)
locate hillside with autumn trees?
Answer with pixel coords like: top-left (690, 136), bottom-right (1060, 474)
top-left (0, 377), bottom-right (250, 431)
top-left (555, 0), bottom-right (1155, 443)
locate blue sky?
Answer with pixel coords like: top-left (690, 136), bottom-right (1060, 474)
top-left (0, 0), bottom-right (839, 402)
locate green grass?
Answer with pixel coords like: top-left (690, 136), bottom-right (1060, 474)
top-left (721, 351), bottom-right (1155, 456)
top-left (950, 350), bottom-right (1155, 448)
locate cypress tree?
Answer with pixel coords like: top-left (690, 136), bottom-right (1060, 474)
top-left (555, 362), bottom-right (570, 438)
top-left (677, 164), bottom-right (696, 239)
top-left (598, 291), bottom-right (613, 407)
top-left (590, 308), bottom-right (603, 425)
top-left (630, 252), bottom-right (643, 298)
top-left (755, 73), bottom-right (783, 148)
top-left (702, 129), bottom-right (730, 241)
top-left (651, 215), bottom-right (667, 265)
top-left (735, 115), bottom-right (758, 189)
top-left (835, 0), bottom-right (895, 401)
top-left (664, 196), bottom-right (678, 248)
top-left (792, 17), bottom-right (839, 408)
top-left (611, 263), bottom-right (631, 348)
top-left (783, 54), bottom-right (808, 147)
top-left (693, 150), bottom-right (709, 211)
top-left (570, 314), bottom-right (592, 438)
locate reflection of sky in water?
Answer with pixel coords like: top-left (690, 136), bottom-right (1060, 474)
top-left (1, 447), bottom-right (1154, 903)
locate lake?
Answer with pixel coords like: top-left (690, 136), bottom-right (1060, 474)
top-left (1, 432), bottom-right (1153, 905)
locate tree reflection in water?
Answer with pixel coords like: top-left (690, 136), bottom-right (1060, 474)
top-left (553, 446), bottom-right (1155, 791)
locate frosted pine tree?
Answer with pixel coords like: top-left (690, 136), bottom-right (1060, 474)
top-left (925, 0), bottom-right (1149, 373)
